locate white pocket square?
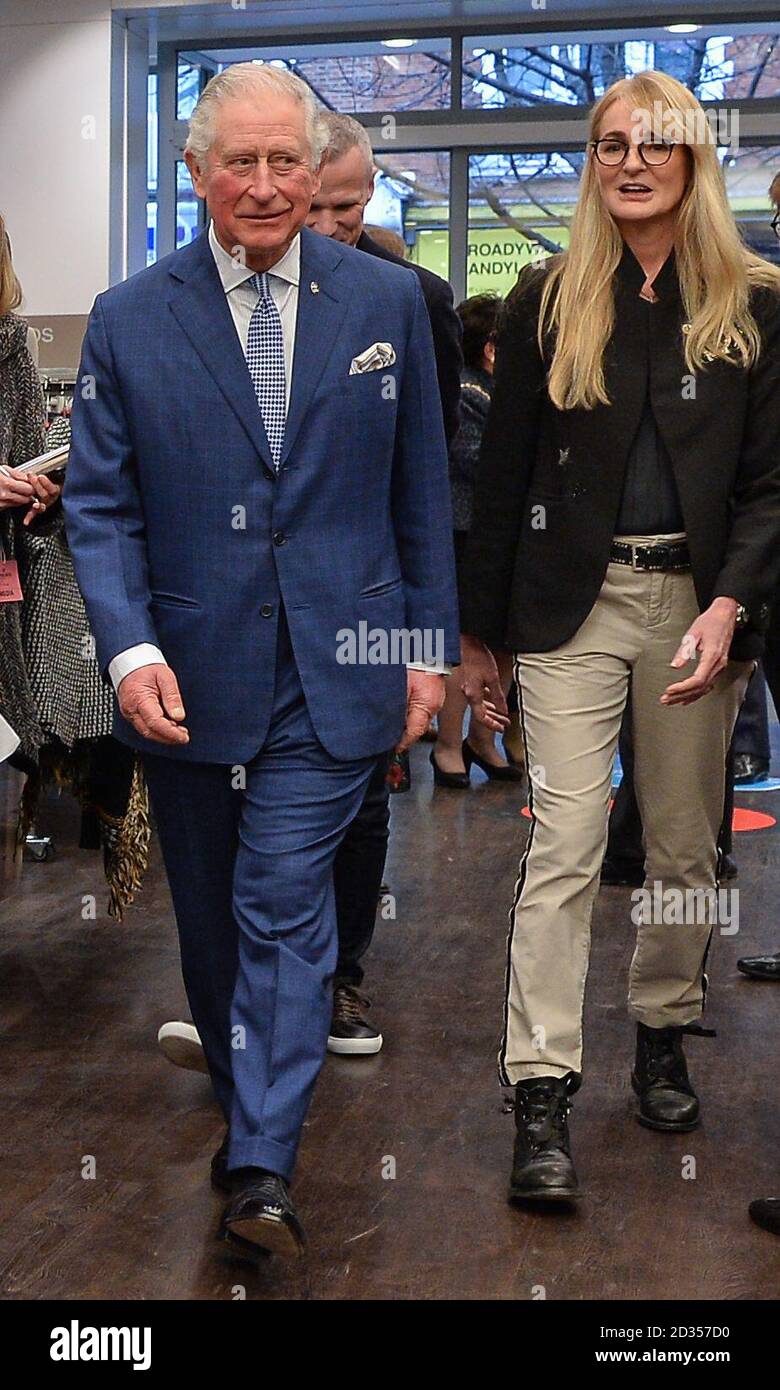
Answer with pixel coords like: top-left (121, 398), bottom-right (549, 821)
top-left (349, 342), bottom-right (396, 375)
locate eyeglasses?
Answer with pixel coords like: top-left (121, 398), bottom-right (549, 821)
top-left (591, 138), bottom-right (678, 168)
top-left (772, 211), bottom-right (780, 242)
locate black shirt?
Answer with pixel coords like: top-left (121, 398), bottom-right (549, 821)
top-left (615, 387), bottom-right (685, 535)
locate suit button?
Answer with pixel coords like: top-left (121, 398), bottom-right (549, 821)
top-left (273, 530), bottom-right (286, 546)
top-left (261, 603), bottom-right (274, 618)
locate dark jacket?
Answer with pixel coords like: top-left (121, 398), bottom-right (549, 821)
top-left (357, 230), bottom-right (463, 447)
top-left (460, 245), bottom-right (780, 661)
top-left (449, 365), bottom-right (493, 531)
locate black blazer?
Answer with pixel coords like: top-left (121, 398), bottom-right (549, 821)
top-left (460, 245), bottom-right (780, 660)
top-left (357, 230), bottom-right (463, 447)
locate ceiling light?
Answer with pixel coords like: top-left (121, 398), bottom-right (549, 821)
top-left (666, 24), bottom-right (701, 33)
top-left (382, 38), bottom-right (416, 48)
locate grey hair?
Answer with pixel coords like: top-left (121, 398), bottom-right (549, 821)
top-left (319, 110), bottom-right (375, 179)
top-left (185, 62), bottom-right (331, 167)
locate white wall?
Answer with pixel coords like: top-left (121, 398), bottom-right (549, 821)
top-left (0, 1), bottom-right (113, 317)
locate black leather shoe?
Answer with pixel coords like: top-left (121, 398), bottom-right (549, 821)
top-left (211, 1131), bottom-right (231, 1194)
top-left (734, 753), bottom-right (769, 784)
top-left (509, 1074), bottom-right (582, 1202)
top-left (463, 738), bottom-right (524, 782)
top-left (430, 748), bottom-right (470, 789)
top-left (749, 1197), bottom-right (780, 1235)
top-left (327, 984), bottom-right (383, 1055)
top-left (632, 1023), bottom-right (700, 1131)
top-left (221, 1171), bottom-right (306, 1259)
top-left (600, 856), bottom-right (645, 886)
top-left (737, 950), bottom-right (780, 980)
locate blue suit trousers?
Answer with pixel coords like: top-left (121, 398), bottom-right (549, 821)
top-left (142, 612), bottom-right (377, 1180)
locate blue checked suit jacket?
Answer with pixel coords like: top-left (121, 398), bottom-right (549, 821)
top-left (63, 227), bottom-right (460, 763)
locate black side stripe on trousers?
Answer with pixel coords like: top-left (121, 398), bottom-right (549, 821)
top-left (497, 658), bottom-right (536, 1088)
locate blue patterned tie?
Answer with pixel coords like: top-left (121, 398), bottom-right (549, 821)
top-left (246, 271), bottom-right (286, 468)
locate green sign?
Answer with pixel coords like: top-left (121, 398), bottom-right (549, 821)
top-left (410, 224), bottom-right (570, 301)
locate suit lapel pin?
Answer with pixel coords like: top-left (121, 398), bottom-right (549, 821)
top-left (310, 281), bottom-right (320, 294)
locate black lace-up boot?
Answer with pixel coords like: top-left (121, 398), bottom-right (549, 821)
top-left (632, 1023), bottom-right (700, 1131)
top-left (509, 1074), bottom-right (581, 1202)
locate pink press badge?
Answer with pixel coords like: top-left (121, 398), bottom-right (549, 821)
top-left (0, 559), bottom-right (23, 603)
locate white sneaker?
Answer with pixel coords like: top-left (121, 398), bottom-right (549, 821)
top-left (157, 1021), bottom-right (209, 1073)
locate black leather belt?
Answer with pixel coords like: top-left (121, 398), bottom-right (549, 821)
top-left (609, 539), bottom-right (690, 572)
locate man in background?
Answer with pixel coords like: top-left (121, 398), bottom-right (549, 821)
top-left (306, 112), bottom-right (463, 1053)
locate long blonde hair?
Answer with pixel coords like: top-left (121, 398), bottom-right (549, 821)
top-left (0, 212), bottom-right (23, 318)
top-left (540, 70), bottom-right (780, 410)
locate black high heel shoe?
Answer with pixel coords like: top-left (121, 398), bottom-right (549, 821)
top-left (430, 749), bottom-right (470, 789)
top-left (462, 738), bottom-right (524, 782)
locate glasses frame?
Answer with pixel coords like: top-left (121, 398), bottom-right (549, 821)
top-left (772, 211), bottom-right (780, 241)
top-left (590, 138), bottom-right (678, 168)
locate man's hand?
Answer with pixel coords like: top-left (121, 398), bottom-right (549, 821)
top-left (117, 663), bottom-right (190, 744)
top-left (459, 633), bottom-right (510, 730)
top-left (396, 669), bottom-right (446, 754)
top-left (661, 597), bottom-right (738, 707)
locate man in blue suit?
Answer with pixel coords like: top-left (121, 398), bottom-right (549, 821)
top-left (64, 63), bottom-right (459, 1260)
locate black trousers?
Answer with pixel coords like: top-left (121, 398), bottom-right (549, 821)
top-left (333, 752), bottom-right (392, 987)
top-left (765, 606), bottom-right (780, 721)
top-left (732, 662), bottom-right (770, 761)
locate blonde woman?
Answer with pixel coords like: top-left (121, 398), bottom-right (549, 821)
top-left (459, 72), bottom-right (780, 1201)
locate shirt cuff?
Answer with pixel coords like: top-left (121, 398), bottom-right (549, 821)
top-left (407, 662), bottom-right (452, 676)
top-left (108, 644), bottom-right (166, 693)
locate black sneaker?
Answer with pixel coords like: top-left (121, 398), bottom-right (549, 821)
top-left (327, 984), bottom-right (383, 1056)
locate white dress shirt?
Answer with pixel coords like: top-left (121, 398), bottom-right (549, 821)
top-left (207, 219), bottom-right (299, 410)
top-left (108, 222), bottom-right (448, 691)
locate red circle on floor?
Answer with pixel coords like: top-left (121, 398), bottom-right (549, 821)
top-left (732, 806), bottom-right (776, 832)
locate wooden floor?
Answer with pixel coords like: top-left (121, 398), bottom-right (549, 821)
top-left (1, 739), bottom-right (779, 1302)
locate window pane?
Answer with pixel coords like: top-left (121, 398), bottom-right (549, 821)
top-left (723, 144), bottom-right (780, 261)
top-left (364, 151), bottom-right (450, 279)
top-left (177, 59), bottom-right (206, 121)
top-left (213, 40), bottom-right (451, 112)
top-left (463, 30), bottom-right (780, 109)
top-left (147, 73), bottom-right (158, 266)
top-left (176, 160), bottom-right (200, 248)
top-left (147, 200), bottom-right (157, 268)
top-left (468, 150), bottom-right (578, 297)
